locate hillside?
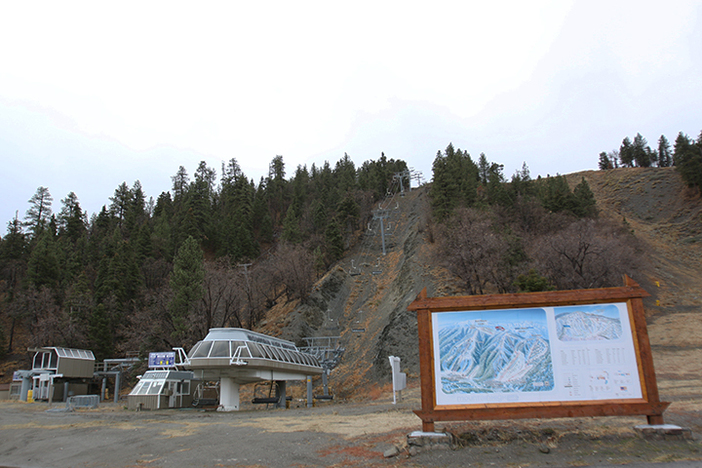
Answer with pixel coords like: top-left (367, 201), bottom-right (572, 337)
top-left (258, 187), bottom-right (458, 397)
top-left (261, 167), bottom-right (702, 402)
top-left (566, 167), bottom-right (702, 408)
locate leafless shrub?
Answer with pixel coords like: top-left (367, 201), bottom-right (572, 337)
top-left (530, 218), bottom-right (641, 290)
top-left (270, 241), bottom-right (315, 303)
top-left (194, 258), bottom-right (245, 336)
top-left (434, 208), bottom-right (507, 295)
top-left (124, 285), bottom-right (177, 351)
top-left (14, 286), bottom-right (86, 348)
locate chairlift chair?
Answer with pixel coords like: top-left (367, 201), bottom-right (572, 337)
top-left (251, 381), bottom-right (292, 408)
top-left (349, 259), bottom-right (361, 277)
top-left (371, 257), bottom-right (382, 275)
top-left (192, 381), bottom-right (220, 409)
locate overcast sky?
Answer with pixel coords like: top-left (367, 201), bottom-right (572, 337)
top-left (1, 1), bottom-right (701, 231)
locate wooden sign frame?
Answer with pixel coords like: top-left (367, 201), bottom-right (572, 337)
top-left (408, 276), bottom-right (668, 432)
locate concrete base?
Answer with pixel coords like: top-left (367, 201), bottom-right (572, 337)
top-left (218, 378), bottom-right (240, 412)
top-left (634, 424), bottom-right (692, 440)
top-left (407, 431), bottom-right (454, 450)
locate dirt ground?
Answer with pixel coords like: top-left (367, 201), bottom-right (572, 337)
top-left (1, 384), bottom-right (701, 468)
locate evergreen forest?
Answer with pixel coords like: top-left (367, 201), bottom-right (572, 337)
top-left (0, 153), bottom-right (407, 360)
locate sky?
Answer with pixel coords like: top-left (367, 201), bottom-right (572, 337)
top-left (1, 1), bottom-right (701, 231)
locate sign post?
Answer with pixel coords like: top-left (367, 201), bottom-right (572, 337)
top-left (408, 276), bottom-right (668, 432)
top-left (389, 356), bottom-right (406, 404)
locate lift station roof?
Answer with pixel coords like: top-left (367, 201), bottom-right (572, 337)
top-left (184, 328), bottom-right (323, 383)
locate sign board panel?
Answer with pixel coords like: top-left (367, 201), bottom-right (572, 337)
top-left (148, 352), bottom-right (176, 368)
top-left (432, 303), bottom-right (642, 406)
top-left (408, 276), bottom-right (669, 432)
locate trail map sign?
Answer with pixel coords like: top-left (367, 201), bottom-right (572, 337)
top-left (408, 276), bottom-right (668, 432)
top-left (148, 352), bottom-right (176, 368)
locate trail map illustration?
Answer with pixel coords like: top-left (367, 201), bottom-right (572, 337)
top-left (555, 305), bottom-right (622, 341)
top-left (436, 309), bottom-right (554, 396)
top-left (431, 303), bottom-right (643, 406)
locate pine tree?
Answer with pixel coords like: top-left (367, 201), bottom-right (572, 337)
top-left (26, 230), bottom-right (60, 290)
top-left (109, 182), bottom-right (132, 228)
top-left (430, 144), bottom-right (479, 219)
top-left (658, 135), bottom-right (672, 167)
top-left (478, 153), bottom-right (490, 184)
top-left (24, 186), bottom-right (53, 238)
top-left (282, 205), bottom-right (302, 244)
top-left (539, 175), bottom-right (575, 214)
top-left (58, 192), bottom-right (87, 242)
top-left (619, 137), bottom-right (634, 167)
top-left (324, 218), bottom-right (344, 265)
top-left (572, 178), bottom-right (598, 217)
top-left (632, 133), bottom-right (651, 167)
top-left (169, 236), bottom-right (204, 343)
top-left (674, 131), bottom-right (702, 191)
top-left (88, 303), bottom-right (114, 361)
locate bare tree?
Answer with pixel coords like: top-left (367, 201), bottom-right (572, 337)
top-left (272, 242), bottom-right (315, 303)
top-left (531, 219), bottom-right (641, 290)
top-left (195, 259), bottom-right (244, 336)
top-left (13, 286), bottom-right (85, 348)
top-left (124, 285), bottom-right (176, 352)
top-left (434, 208), bottom-right (503, 295)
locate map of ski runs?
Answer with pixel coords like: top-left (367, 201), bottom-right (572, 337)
top-left (432, 303), bottom-right (643, 406)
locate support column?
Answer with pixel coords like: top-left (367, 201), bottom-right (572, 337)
top-left (306, 376), bottom-right (313, 408)
top-left (114, 372), bottom-right (120, 403)
top-left (218, 377), bottom-right (240, 411)
top-left (322, 371), bottom-right (329, 396)
top-left (19, 376), bottom-right (32, 402)
top-left (275, 381), bottom-right (287, 409)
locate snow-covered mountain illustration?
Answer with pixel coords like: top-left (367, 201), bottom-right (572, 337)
top-left (555, 310), bottom-right (622, 341)
top-left (438, 320), bottom-right (553, 394)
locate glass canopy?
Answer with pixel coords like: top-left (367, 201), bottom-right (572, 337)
top-left (187, 328), bottom-right (321, 368)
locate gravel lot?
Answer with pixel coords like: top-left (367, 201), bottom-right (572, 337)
top-left (1, 386), bottom-right (701, 468)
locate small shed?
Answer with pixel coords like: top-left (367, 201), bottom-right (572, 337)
top-left (29, 347), bottom-right (95, 401)
top-left (32, 347), bottom-right (95, 378)
top-left (127, 370), bottom-right (197, 410)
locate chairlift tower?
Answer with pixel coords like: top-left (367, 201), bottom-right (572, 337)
top-left (393, 170), bottom-right (412, 193)
top-left (409, 168), bottom-right (424, 188)
top-left (300, 336), bottom-right (345, 402)
top-left (373, 208), bottom-right (390, 255)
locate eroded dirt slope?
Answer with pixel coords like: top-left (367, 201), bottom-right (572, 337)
top-left (259, 187), bottom-right (461, 397)
top-left (567, 167), bottom-right (702, 404)
top-left (262, 167), bottom-right (702, 404)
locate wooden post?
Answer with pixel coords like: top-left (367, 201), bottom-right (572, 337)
top-left (624, 276), bottom-right (664, 425)
top-left (414, 288), bottom-right (436, 432)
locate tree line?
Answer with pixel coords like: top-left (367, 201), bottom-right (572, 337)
top-left (430, 143), bottom-right (641, 296)
top-left (0, 153), bottom-right (407, 360)
top-left (598, 131), bottom-right (702, 192)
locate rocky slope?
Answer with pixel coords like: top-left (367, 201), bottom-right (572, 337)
top-left (261, 167), bottom-right (702, 403)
